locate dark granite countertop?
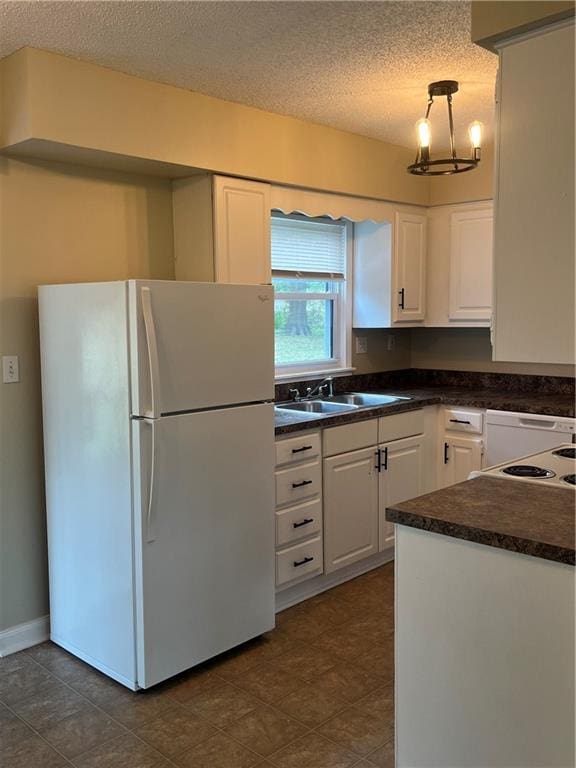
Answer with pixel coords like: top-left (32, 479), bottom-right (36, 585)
top-left (274, 386), bottom-right (575, 435)
top-left (386, 476), bottom-right (575, 565)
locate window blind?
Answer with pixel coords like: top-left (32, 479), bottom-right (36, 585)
top-left (271, 216), bottom-right (346, 278)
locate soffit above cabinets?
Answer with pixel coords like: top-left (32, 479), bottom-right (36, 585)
top-left (0, 0), bottom-right (497, 149)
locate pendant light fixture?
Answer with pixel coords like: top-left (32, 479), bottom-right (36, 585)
top-left (407, 80), bottom-right (482, 175)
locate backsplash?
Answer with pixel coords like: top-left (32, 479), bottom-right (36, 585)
top-left (275, 368), bottom-right (576, 402)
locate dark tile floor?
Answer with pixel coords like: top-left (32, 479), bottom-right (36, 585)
top-left (0, 563), bottom-right (394, 768)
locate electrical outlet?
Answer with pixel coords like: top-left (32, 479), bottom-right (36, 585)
top-left (2, 355), bottom-right (19, 383)
top-left (355, 336), bottom-right (368, 354)
top-left (387, 335), bottom-right (396, 352)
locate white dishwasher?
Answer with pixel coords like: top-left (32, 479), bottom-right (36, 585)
top-left (485, 410), bottom-right (576, 466)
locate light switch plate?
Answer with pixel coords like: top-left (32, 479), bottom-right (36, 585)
top-left (2, 355), bottom-right (19, 383)
top-left (355, 336), bottom-right (368, 354)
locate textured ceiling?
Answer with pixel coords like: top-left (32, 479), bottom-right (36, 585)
top-left (0, 1), bottom-right (498, 150)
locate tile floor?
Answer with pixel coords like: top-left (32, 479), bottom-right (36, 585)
top-left (0, 563), bottom-right (394, 768)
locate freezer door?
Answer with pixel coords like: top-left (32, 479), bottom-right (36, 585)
top-left (132, 403), bottom-right (275, 688)
top-left (128, 280), bottom-right (274, 416)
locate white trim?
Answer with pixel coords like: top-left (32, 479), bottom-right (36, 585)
top-left (275, 366), bottom-right (356, 383)
top-left (0, 615), bottom-right (50, 657)
top-left (275, 548), bottom-right (393, 612)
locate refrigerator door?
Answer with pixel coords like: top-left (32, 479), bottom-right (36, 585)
top-left (128, 280), bottom-right (274, 417)
top-left (132, 403), bottom-right (275, 688)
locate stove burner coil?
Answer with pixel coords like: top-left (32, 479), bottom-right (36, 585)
top-left (502, 465), bottom-right (555, 479)
top-left (552, 447), bottom-right (576, 459)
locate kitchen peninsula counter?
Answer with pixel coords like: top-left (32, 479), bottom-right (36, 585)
top-left (386, 475), bottom-right (575, 565)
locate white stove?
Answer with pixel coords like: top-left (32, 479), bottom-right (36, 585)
top-left (470, 443), bottom-right (576, 489)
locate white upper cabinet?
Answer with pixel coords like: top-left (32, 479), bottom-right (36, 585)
top-left (172, 174), bottom-right (271, 285)
top-left (492, 22), bottom-right (575, 364)
top-left (426, 202), bottom-right (493, 327)
top-left (449, 207), bottom-right (493, 321)
top-left (393, 212), bottom-right (427, 322)
top-left (213, 176), bottom-right (271, 284)
top-left (353, 209), bottom-right (426, 328)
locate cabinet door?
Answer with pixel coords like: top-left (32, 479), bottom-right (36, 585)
top-left (393, 212), bottom-right (426, 323)
top-left (493, 24), bottom-right (574, 364)
top-left (449, 208), bottom-right (493, 321)
top-left (441, 436), bottom-right (483, 488)
top-left (378, 435), bottom-right (424, 551)
top-left (213, 176), bottom-right (271, 284)
top-left (323, 447), bottom-right (379, 573)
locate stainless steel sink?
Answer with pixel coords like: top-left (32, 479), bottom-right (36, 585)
top-left (275, 400), bottom-right (358, 414)
top-left (330, 392), bottom-right (411, 407)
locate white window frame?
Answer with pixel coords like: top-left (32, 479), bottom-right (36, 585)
top-left (272, 213), bottom-right (353, 380)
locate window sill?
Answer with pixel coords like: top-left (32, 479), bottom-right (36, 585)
top-left (275, 367), bottom-right (356, 384)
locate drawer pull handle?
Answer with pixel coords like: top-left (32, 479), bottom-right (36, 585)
top-left (383, 446), bottom-right (388, 471)
top-left (398, 287), bottom-right (405, 309)
top-left (292, 480), bottom-right (313, 488)
top-left (293, 518), bottom-right (314, 529)
top-left (444, 442), bottom-right (449, 464)
top-left (294, 556), bottom-right (314, 568)
top-left (449, 419), bottom-right (471, 425)
top-left (292, 445), bottom-right (313, 453)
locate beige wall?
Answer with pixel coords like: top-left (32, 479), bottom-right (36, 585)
top-left (0, 48), bottom-right (429, 207)
top-left (411, 328), bottom-right (575, 378)
top-left (352, 329), bottom-right (411, 374)
top-left (0, 157), bottom-right (174, 632)
top-left (472, 1), bottom-right (575, 50)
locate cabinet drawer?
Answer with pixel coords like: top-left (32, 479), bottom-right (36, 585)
top-left (276, 536), bottom-right (323, 587)
top-left (379, 409), bottom-right (424, 443)
top-left (275, 432), bottom-right (321, 467)
top-left (276, 497), bottom-right (322, 548)
top-left (323, 419), bottom-right (378, 457)
top-left (275, 460), bottom-right (321, 507)
top-left (443, 408), bottom-right (483, 435)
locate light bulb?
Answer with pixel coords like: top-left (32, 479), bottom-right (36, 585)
top-left (468, 120), bottom-right (482, 149)
top-left (416, 118), bottom-right (431, 149)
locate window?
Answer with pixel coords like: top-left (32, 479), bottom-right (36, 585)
top-left (272, 213), bottom-right (351, 376)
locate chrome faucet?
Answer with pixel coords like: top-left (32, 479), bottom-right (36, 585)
top-left (304, 376), bottom-right (334, 400)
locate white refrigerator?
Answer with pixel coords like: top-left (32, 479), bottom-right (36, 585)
top-left (39, 279), bottom-right (275, 690)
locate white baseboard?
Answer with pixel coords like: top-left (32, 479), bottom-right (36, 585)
top-left (0, 615), bottom-right (50, 657)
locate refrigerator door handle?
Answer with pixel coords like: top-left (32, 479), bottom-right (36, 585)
top-left (144, 418), bottom-right (158, 543)
top-left (141, 287), bottom-right (162, 419)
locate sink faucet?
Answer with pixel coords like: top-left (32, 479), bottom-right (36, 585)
top-left (304, 376), bottom-right (334, 400)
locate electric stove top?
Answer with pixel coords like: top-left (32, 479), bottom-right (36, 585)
top-left (470, 443), bottom-right (576, 488)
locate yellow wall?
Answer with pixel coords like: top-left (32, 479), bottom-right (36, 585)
top-left (0, 48), bottom-right (429, 207)
top-left (429, 143), bottom-right (494, 206)
top-left (0, 157), bottom-right (174, 631)
top-left (472, 1), bottom-right (575, 50)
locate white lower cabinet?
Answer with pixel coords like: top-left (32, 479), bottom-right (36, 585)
top-left (441, 436), bottom-right (483, 487)
top-left (438, 407), bottom-right (485, 488)
top-left (323, 446), bottom-right (379, 574)
top-left (378, 435), bottom-right (424, 551)
top-left (275, 430), bottom-right (324, 590)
